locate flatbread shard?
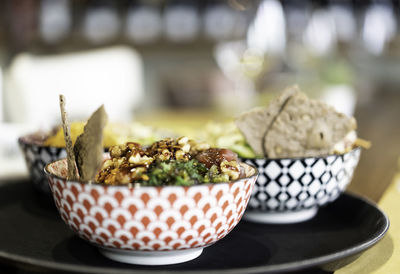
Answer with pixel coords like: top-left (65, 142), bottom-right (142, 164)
top-left (235, 85), bottom-right (300, 156)
top-left (59, 95), bottom-right (78, 180)
top-left (264, 91), bottom-right (357, 158)
top-left (74, 105), bottom-right (108, 182)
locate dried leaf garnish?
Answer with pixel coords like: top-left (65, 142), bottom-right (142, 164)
top-left (59, 95), bottom-right (78, 180)
top-left (74, 105), bottom-right (108, 182)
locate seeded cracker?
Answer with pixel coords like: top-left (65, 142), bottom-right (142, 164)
top-left (264, 91), bottom-right (357, 158)
top-left (74, 105), bottom-right (108, 182)
top-left (59, 95), bottom-right (78, 180)
top-left (235, 85), bottom-right (300, 156)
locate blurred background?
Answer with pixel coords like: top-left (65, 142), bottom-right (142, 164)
top-left (0, 0), bottom-right (400, 201)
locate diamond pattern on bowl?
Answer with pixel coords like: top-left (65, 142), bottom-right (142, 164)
top-left (243, 148), bottom-right (361, 212)
top-left (299, 173), bottom-right (313, 185)
top-left (320, 172), bottom-right (332, 184)
top-left (19, 138), bottom-right (67, 193)
top-left (287, 181), bottom-right (302, 197)
top-left (278, 174), bottom-right (291, 186)
top-left (265, 181), bottom-right (280, 197)
top-left (263, 160), bottom-right (279, 179)
top-left (288, 161), bottom-right (305, 180)
top-left (311, 159), bottom-right (326, 178)
top-left (297, 191), bottom-right (309, 201)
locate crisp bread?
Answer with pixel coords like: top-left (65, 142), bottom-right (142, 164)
top-left (59, 95), bottom-right (78, 180)
top-left (263, 91), bottom-right (357, 158)
top-left (235, 85), bottom-right (300, 156)
top-left (74, 105), bottom-right (108, 182)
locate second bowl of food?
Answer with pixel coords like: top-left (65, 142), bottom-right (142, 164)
top-left (45, 137), bottom-right (258, 265)
top-left (234, 85), bottom-right (368, 224)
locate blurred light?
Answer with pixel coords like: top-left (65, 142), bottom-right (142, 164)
top-left (204, 5), bottom-right (236, 40)
top-left (83, 6), bottom-right (120, 44)
top-left (363, 4), bottom-right (396, 55)
top-left (4, 47), bottom-right (143, 126)
top-left (321, 85), bottom-right (356, 117)
top-left (247, 0), bottom-right (286, 55)
top-left (214, 41), bottom-right (246, 79)
top-left (228, 0), bottom-right (247, 11)
top-left (0, 123), bottom-right (37, 178)
top-left (330, 5), bottom-right (355, 43)
top-left (125, 6), bottom-right (161, 44)
top-left (214, 41), bottom-right (256, 112)
top-left (286, 5), bottom-right (310, 40)
top-left (303, 10), bottom-right (336, 56)
top-left (164, 5), bottom-right (199, 42)
top-left (39, 0), bottom-right (71, 44)
top-left (231, 12), bottom-right (248, 39)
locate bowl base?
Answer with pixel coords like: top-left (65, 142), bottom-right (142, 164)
top-left (244, 207), bottom-right (318, 224)
top-left (99, 247), bottom-right (203, 265)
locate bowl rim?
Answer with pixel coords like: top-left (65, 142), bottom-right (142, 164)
top-left (18, 135), bottom-right (110, 151)
top-left (18, 134), bottom-right (55, 149)
top-left (239, 147), bottom-right (361, 161)
top-left (44, 157), bottom-right (259, 189)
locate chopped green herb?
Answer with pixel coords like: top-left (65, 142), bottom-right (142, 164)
top-left (141, 159), bottom-right (226, 186)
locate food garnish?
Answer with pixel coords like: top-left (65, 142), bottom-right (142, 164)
top-left (235, 85), bottom-right (369, 158)
top-left (73, 105), bottom-right (108, 182)
top-left (263, 88), bottom-right (356, 158)
top-left (196, 121), bottom-right (256, 159)
top-left (95, 137), bottom-right (243, 186)
top-left (235, 86), bottom-right (298, 156)
top-left (59, 95), bottom-right (78, 180)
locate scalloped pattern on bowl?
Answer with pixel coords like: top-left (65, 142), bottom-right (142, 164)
top-left (45, 159), bottom-right (257, 251)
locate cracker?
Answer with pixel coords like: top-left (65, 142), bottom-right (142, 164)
top-left (264, 91), bottom-right (357, 158)
top-left (235, 85), bottom-right (300, 156)
top-left (59, 95), bottom-right (78, 180)
top-left (74, 105), bottom-right (108, 182)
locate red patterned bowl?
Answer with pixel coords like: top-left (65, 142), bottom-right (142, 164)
top-left (44, 158), bottom-right (258, 265)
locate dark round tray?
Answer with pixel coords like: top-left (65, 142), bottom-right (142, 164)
top-left (0, 180), bottom-right (389, 274)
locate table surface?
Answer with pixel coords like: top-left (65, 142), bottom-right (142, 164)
top-left (334, 174), bottom-right (400, 273)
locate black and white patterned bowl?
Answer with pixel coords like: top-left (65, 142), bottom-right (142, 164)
top-left (18, 134), bottom-right (67, 194)
top-left (241, 148), bottom-right (361, 224)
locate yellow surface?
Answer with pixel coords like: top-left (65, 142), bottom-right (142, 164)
top-left (136, 109), bottom-right (230, 135)
top-left (335, 174), bottom-right (400, 273)
top-left (44, 122), bottom-right (161, 148)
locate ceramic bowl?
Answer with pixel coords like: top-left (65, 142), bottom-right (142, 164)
top-left (18, 134), bottom-right (109, 194)
top-left (44, 158), bottom-right (258, 265)
top-left (241, 148), bottom-right (361, 224)
top-left (18, 134), bottom-right (67, 194)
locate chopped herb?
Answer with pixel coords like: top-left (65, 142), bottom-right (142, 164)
top-left (141, 159), bottom-right (225, 186)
